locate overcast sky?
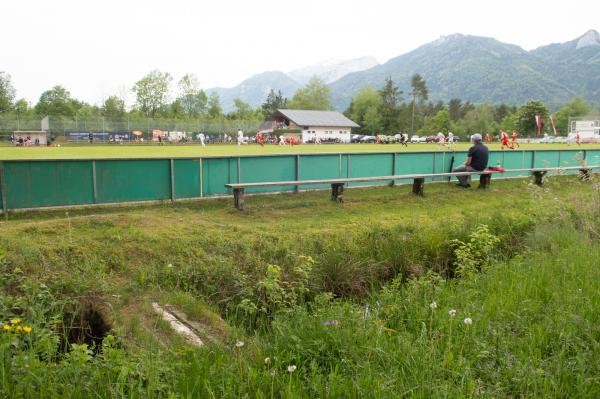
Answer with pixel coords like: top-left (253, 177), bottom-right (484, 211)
top-left (1, 0), bottom-right (598, 106)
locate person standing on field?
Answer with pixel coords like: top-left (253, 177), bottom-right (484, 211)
top-left (199, 132), bottom-right (206, 147)
top-left (437, 132), bottom-right (446, 147)
top-left (257, 131), bottom-right (264, 147)
top-left (237, 129), bottom-right (244, 146)
top-left (485, 133), bottom-right (491, 144)
top-left (511, 131), bottom-right (519, 149)
top-left (452, 133), bottom-right (489, 188)
top-left (279, 135), bottom-right (285, 146)
top-left (501, 130), bottom-right (510, 149)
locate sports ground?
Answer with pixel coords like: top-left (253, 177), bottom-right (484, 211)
top-left (1, 142), bottom-right (598, 159)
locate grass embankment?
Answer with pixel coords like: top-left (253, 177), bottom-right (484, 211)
top-left (1, 177), bottom-right (600, 397)
top-left (1, 142), bottom-right (598, 159)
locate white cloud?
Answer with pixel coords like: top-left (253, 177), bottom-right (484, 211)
top-left (1, 0), bottom-right (598, 105)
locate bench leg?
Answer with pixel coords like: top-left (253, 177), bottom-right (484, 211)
top-left (579, 168), bottom-right (591, 181)
top-left (533, 171), bottom-right (546, 186)
top-left (331, 183), bottom-right (344, 202)
top-left (233, 188), bottom-right (245, 211)
top-left (479, 174), bottom-right (491, 189)
top-left (412, 178), bottom-right (425, 196)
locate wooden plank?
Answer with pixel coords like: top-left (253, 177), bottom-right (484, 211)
top-left (223, 165), bottom-right (600, 189)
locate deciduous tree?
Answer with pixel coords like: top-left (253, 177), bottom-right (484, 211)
top-left (34, 86), bottom-right (80, 117)
top-left (287, 76), bottom-right (331, 110)
top-left (132, 70), bottom-right (173, 117)
top-left (0, 72), bottom-right (15, 112)
top-left (515, 100), bottom-right (549, 135)
top-left (102, 95), bottom-right (126, 120)
top-left (177, 74), bottom-right (207, 118)
top-left (349, 86), bottom-right (382, 133)
top-left (208, 92), bottom-right (223, 119)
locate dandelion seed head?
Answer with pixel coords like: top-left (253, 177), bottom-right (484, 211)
top-left (429, 301), bottom-right (437, 310)
top-left (264, 357), bottom-right (271, 365)
top-left (287, 365), bottom-right (297, 373)
top-left (448, 309), bottom-right (457, 317)
top-left (463, 317), bottom-right (473, 325)
top-left (235, 340), bottom-right (244, 348)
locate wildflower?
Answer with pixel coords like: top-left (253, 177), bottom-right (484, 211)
top-left (463, 317), bottom-right (473, 325)
top-left (2, 324), bottom-right (11, 332)
top-left (15, 326), bottom-right (22, 333)
top-left (167, 263), bottom-right (173, 269)
top-left (11, 319), bottom-right (21, 325)
top-left (264, 357), bottom-right (271, 365)
top-left (13, 267), bottom-right (22, 274)
top-left (429, 301), bottom-right (437, 310)
top-left (22, 326), bottom-right (32, 334)
top-left (448, 309), bottom-right (457, 317)
top-left (287, 365), bottom-right (297, 373)
top-left (235, 340), bottom-right (244, 348)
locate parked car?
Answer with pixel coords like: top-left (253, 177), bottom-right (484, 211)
top-left (553, 136), bottom-right (567, 144)
top-left (360, 135), bottom-right (376, 143)
top-left (539, 135), bottom-right (556, 144)
top-left (410, 135), bottom-right (421, 143)
top-left (351, 134), bottom-right (365, 143)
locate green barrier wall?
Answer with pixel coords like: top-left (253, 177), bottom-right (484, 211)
top-left (0, 149), bottom-right (594, 211)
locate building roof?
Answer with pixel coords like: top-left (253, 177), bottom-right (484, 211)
top-left (276, 109), bottom-right (359, 128)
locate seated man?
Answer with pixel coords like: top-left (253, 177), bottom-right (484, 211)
top-left (452, 133), bottom-right (488, 188)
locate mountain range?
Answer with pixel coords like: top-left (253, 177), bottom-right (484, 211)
top-left (208, 30), bottom-right (600, 112)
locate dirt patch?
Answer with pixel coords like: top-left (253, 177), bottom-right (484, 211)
top-left (61, 296), bottom-right (112, 352)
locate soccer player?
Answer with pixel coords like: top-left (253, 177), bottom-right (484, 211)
top-left (257, 131), bottom-right (264, 147)
top-left (501, 130), bottom-right (510, 150)
top-left (511, 131), bottom-right (519, 149)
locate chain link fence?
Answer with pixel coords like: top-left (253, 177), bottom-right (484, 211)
top-left (0, 114), bottom-right (263, 144)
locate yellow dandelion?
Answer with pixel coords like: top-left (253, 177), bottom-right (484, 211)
top-left (15, 326), bottom-right (22, 333)
top-left (3, 324), bottom-right (11, 332)
top-left (11, 319), bottom-right (21, 325)
top-left (22, 326), bottom-right (32, 334)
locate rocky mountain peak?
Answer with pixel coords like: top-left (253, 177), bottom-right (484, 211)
top-left (576, 29), bottom-right (600, 49)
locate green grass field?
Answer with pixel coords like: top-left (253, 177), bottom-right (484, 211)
top-left (1, 176), bottom-right (600, 397)
top-left (1, 142), bottom-right (598, 159)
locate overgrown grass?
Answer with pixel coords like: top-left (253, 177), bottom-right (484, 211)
top-left (1, 176), bottom-right (599, 397)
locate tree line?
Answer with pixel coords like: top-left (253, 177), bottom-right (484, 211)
top-left (0, 70), bottom-right (598, 137)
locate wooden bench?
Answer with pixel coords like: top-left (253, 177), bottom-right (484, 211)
top-left (225, 171), bottom-right (492, 211)
top-left (225, 165), bottom-right (598, 211)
